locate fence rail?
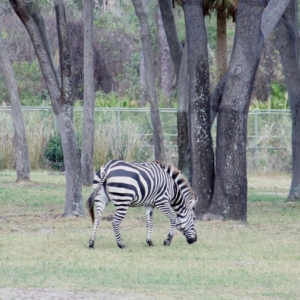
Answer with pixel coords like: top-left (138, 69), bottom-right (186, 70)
top-left (0, 107), bottom-right (291, 172)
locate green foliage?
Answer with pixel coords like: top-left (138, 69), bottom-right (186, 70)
top-left (43, 131), bottom-right (82, 170)
top-left (43, 132), bottom-right (64, 171)
top-left (121, 52), bottom-right (141, 99)
top-left (0, 60), bottom-right (49, 106)
top-left (94, 2), bottom-right (138, 34)
top-left (251, 83), bottom-right (289, 109)
top-left (94, 91), bottom-right (139, 108)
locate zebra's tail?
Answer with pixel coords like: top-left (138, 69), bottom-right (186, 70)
top-left (86, 169), bottom-right (108, 224)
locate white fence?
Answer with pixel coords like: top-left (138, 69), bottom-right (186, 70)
top-left (0, 107), bottom-right (292, 171)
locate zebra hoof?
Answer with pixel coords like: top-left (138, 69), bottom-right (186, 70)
top-left (146, 240), bottom-right (154, 246)
top-left (89, 239), bottom-right (94, 249)
top-left (118, 243), bottom-right (125, 249)
top-left (163, 239), bottom-right (171, 246)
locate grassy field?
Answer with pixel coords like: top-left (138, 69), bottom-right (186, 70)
top-left (0, 171), bottom-right (300, 299)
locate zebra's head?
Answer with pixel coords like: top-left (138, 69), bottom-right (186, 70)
top-left (176, 198), bottom-right (197, 244)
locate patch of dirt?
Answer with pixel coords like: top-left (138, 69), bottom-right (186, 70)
top-left (9, 180), bottom-right (39, 188)
top-left (0, 288), bottom-right (149, 300)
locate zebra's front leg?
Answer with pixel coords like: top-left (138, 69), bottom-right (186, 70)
top-left (156, 201), bottom-right (176, 246)
top-left (163, 215), bottom-right (176, 246)
top-left (112, 205), bottom-right (129, 249)
top-left (145, 206), bottom-right (154, 246)
top-left (89, 193), bottom-right (109, 249)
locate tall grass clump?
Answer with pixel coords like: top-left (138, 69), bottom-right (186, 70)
top-left (0, 108), bottom-right (55, 170)
top-left (26, 110), bottom-right (55, 169)
top-left (0, 111), bottom-right (14, 169)
top-left (93, 112), bottom-right (151, 168)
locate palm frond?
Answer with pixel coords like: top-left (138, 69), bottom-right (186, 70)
top-left (173, 0), bottom-right (237, 21)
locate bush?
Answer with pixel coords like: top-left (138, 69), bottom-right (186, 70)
top-left (43, 132), bottom-right (64, 171)
top-left (43, 132), bottom-right (82, 171)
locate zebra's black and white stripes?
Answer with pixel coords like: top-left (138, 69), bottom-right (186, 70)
top-left (87, 160), bottom-right (197, 248)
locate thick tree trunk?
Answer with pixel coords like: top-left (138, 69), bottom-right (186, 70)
top-left (81, 0), bottom-right (95, 186)
top-left (0, 30), bottom-right (30, 181)
top-left (207, 0), bottom-right (265, 221)
top-left (216, 7), bottom-right (227, 82)
top-left (183, 0), bottom-right (215, 216)
top-left (177, 44), bottom-right (189, 171)
top-left (132, 0), bottom-right (165, 161)
top-left (158, 0), bottom-right (182, 81)
top-left (10, 0), bottom-right (84, 216)
top-left (54, 0), bottom-right (83, 216)
top-left (275, 0), bottom-right (300, 202)
top-left (158, 7), bottom-right (174, 100)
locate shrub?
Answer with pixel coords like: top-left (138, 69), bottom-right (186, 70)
top-left (43, 132), bottom-right (64, 171)
top-left (43, 132), bottom-right (83, 171)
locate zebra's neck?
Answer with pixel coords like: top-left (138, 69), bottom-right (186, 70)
top-left (154, 161), bottom-right (194, 208)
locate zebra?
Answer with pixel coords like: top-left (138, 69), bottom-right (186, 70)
top-left (87, 159), bottom-right (197, 248)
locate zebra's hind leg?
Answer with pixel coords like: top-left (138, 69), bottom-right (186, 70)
top-left (145, 206), bottom-right (154, 246)
top-left (112, 204), bottom-right (129, 249)
top-left (155, 200), bottom-right (176, 246)
top-left (89, 192), bottom-right (109, 249)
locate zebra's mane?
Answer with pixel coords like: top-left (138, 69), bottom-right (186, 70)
top-left (154, 160), bottom-right (195, 198)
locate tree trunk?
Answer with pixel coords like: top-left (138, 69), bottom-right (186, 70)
top-left (139, 49), bottom-right (147, 106)
top-left (132, 0), bottom-right (165, 161)
top-left (158, 7), bottom-right (174, 100)
top-left (183, 0), bottom-right (215, 216)
top-left (158, 0), bottom-right (186, 169)
top-left (275, 0), bottom-right (300, 202)
top-left (216, 7), bottom-right (227, 82)
top-left (55, 0), bottom-right (83, 216)
top-left (0, 29), bottom-right (30, 181)
top-left (158, 0), bottom-right (182, 81)
top-left (210, 74), bottom-right (226, 127)
top-left (10, 0), bottom-right (84, 216)
top-left (177, 44), bottom-right (189, 171)
top-left (81, 0), bottom-right (95, 186)
top-left (207, 0), bottom-right (265, 221)
top-left (27, 2), bottom-right (61, 85)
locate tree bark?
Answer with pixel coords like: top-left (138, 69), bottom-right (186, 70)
top-left (10, 0), bottom-right (84, 216)
top-left (139, 49), bottom-right (147, 106)
top-left (183, 0), bottom-right (215, 216)
top-left (27, 2), bottom-right (60, 85)
top-left (210, 73), bottom-right (226, 128)
top-left (81, 0), bottom-right (95, 186)
top-left (275, 0), bottom-right (300, 202)
top-left (132, 0), bottom-right (166, 161)
top-left (0, 29), bottom-right (30, 181)
top-left (177, 44), bottom-right (189, 171)
top-left (207, 0), bottom-right (265, 221)
top-left (55, 0), bottom-right (83, 216)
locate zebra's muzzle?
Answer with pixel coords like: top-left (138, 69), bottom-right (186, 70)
top-left (186, 234), bottom-right (197, 244)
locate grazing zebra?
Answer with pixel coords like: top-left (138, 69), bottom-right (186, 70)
top-left (87, 160), bottom-right (197, 249)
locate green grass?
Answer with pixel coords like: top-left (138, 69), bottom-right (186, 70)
top-left (1, 171), bottom-right (300, 299)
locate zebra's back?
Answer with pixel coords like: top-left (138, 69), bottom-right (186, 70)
top-left (95, 160), bottom-right (172, 207)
